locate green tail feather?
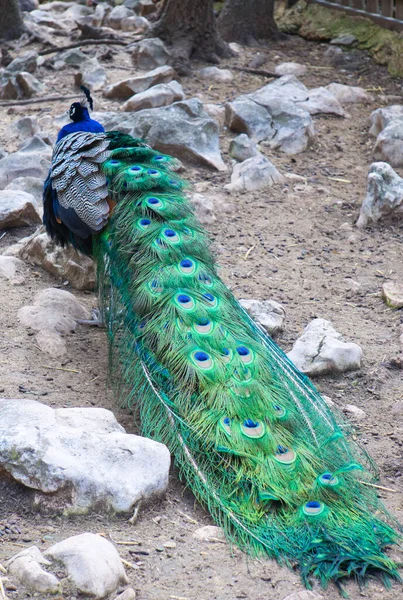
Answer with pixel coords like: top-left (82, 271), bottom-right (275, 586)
top-left (94, 133), bottom-right (402, 594)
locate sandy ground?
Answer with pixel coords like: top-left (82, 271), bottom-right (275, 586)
top-left (0, 28), bottom-right (403, 600)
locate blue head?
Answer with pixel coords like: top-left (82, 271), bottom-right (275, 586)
top-left (56, 86), bottom-right (105, 142)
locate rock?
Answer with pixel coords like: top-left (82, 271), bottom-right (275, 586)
top-left (382, 281), bottom-right (403, 309)
top-left (0, 190), bottom-right (41, 228)
top-left (203, 103), bottom-right (226, 126)
top-left (239, 299), bottom-right (285, 336)
top-left (225, 96), bottom-right (276, 142)
top-left (357, 162), bottom-right (403, 228)
top-left (7, 547), bottom-right (60, 594)
top-left (17, 230), bottom-right (96, 290)
top-left (373, 121), bottom-right (403, 168)
top-left (104, 65), bottom-right (176, 99)
top-left (12, 116), bottom-right (39, 140)
top-left (229, 42), bottom-right (243, 55)
top-left (138, 0), bottom-right (157, 16)
top-left (229, 134), bottom-right (257, 162)
top-left (0, 256), bottom-right (26, 285)
top-left (298, 87), bottom-right (345, 117)
top-left (30, 8), bottom-right (67, 29)
top-left (330, 33), bottom-right (357, 46)
top-left (275, 62), bottom-right (307, 76)
top-left (192, 526), bottom-right (226, 542)
top-left (225, 153), bottom-right (284, 193)
top-left (287, 318), bottom-right (363, 376)
top-left (344, 404), bottom-right (366, 420)
top-left (121, 81), bottom-right (185, 112)
top-left (0, 71), bottom-right (44, 100)
top-left (53, 48), bottom-right (89, 70)
top-left (107, 5), bottom-right (135, 29)
top-left (75, 58), bottom-right (107, 91)
top-left (19, 0), bottom-right (39, 11)
top-left (198, 66), bottom-right (234, 83)
top-left (18, 134), bottom-right (52, 159)
top-left (132, 38), bottom-right (171, 70)
top-left (114, 589), bottom-right (136, 600)
top-left (0, 399), bottom-right (171, 514)
top-left (5, 51), bottom-right (38, 74)
top-left (5, 177), bottom-right (44, 206)
top-left (0, 141), bottom-right (50, 189)
top-left (326, 82), bottom-right (373, 104)
top-left (63, 4), bottom-right (93, 18)
top-left (190, 193), bottom-right (216, 225)
top-left (45, 533), bottom-right (128, 599)
top-left (93, 100), bottom-right (227, 171)
top-left (282, 592), bottom-right (324, 600)
top-left (92, 2), bottom-right (111, 27)
top-left (121, 15), bottom-right (149, 32)
top-left (369, 105), bottom-right (403, 137)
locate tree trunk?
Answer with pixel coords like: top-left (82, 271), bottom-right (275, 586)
top-left (218, 0), bottom-right (282, 45)
top-left (0, 0), bottom-right (24, 41)
top-left (152, 0), bottom-right (231, 64)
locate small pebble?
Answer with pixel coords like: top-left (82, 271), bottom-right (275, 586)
top-left (163, 541), bottom-right (176, 549)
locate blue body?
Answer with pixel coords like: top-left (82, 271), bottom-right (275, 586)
top-left (56, 108), bottom-right (105, 142)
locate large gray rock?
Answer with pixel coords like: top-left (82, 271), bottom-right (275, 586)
top-left (287, 318), bottom-right (363, 376)
top-left (357, 162), bottom-right (403, 228)
top-left (0, 399), bottom-right (171, 514)
top-left (0, 190), bottom-right (41, 228)
top-left (92, 99), bottom-right (227, 171)
top-left (104, 65), bottom-right (175, 99)
top-left (5, 51), bottom-right (38, 74)
top-left (74, 57), bottom-right (107, 91)
top-left (190, 193), bottom-right (216, 225)
top-left (53, 48), bottom-right (89, 70)
top-left (7, 547), bottom-right (60, 594)
top-left (225, 153), bottom-right (284, 193)
top-left (132, 38), bottom-right (171, 70)
top-left (239, 298), bottom-right (285, 336)
top-left (107, 5), bottom-right (135, 29)
top-left (370, 105), bottom-right (403, 167)
top-left (45, 533), bottom-right (128, 599)
top-left (369, 105), bottom-right (403, 137)
top-left (229, 134), bottom-right (257, 162)
top-left (5, 176), bottom-right (44, 205)
top-left (18, 0), bottom-right (39, 11)
top-left (225, 96), bottom-right (276, 142)
top-left (30, 8), bottom-right (68, 29)
top-left (382, 281), bottom-right (403, 309)
top-left (298, 87), bottom-right (345, 117)
top-left (0, 142), bottom-right (50, 189)
top-left (198, 66), bottom-right (233, 83)
top-left (0, 71), bottom-right (44, 100)
top-left (11, 116), bottom-right (39, 140)
top-left (0, 256), bottom-right (26, 285)
top-left (122, 15), bottom-right (150, 32)
top-left (122, 81), bottom-right (185, 112)
top-left (275, 62), bottom-right (307, 77)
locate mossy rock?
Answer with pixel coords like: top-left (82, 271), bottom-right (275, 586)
top-left (278, 0), bottom-right (403, 77)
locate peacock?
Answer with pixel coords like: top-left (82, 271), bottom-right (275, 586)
top-left (43, 88), bottom-right (401, 595)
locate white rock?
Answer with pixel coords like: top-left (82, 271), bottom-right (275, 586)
top-left (203, 103), bottom-right (225, 126)
top-left (192, 525), bottom-right (226, 542)
top-left (0, 190), bottom-right (41, 228)
top-left (344, 404), bottom-right (366, 420)
top-left (0, 144), bottom-right (51, 189)
top-left (369, 105), bottom-right (403, 137)
top-left (382, 281), bottom-right (403, 309)
top-left (104, 65), bottom-right (175, 99)
top-left (121, 15), bottom-right (150, 32)
top-left (121, 81), bottom-right (185, 112)
top-left (282, 592), bottom-right (324, 600)
top-left (229, 134), bottom-right (257, 162)
top-left (113, 589), bottom-right (136, 600)
top-left (357, 162), bottom-right (403, 228)
top-left (7, 546), bottom-right (60, 594)
top-left (299, 87), bottom-right (345, 117)
top-left (287, 318), bottom-right (363, 376)
top-left (132, 37), bottom-right (171, 70)
top-left (225, 153), bottom-right (284, 193)
top-left (5, 176), bottom-right (44, 206)
top-left (373, 121), bottom-right (403, 167)
top-left (326, 82), bottom-right (373, 104)
top-left (107, 5), bottom-right (135, 29)
top-left (239, 299), bottom-right (285, 336)
top-left (12, 116), bottom-right (39, 139)
top-left (228, 42), bottom-right (243, 55)
top-left (45, 533), bottom-right (128, 599)
top-left (275, 62), bottom-right (307, 77)
top-left (75, 58), bottom-right (107, 92)
top-left (198, 66), bottom-right (234, 83)
top-left (191, 193), bottom-right (216, 225)
top-left (0, 255), bottom-right (26, 285)
top-left (0, 400), bottom-right (171, 514)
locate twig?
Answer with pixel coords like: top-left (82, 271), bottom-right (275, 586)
top-left (0, 232), bottom-right (7, 241)
top-left (359, 481), bottom-right (397, 493)
top-left (0, 565), bottom-right (6, 575)
top-left (228, 65), bottom-right (280, 78)
top-left (0, 95), bottom-right (77, 107)
top-left (41, 365), bottom-right (80, 373)
top-left (243, 245), bottom-right (255, 261)
top-left (121, 558), bottom-right (140, 570)
top-left (0, 577), bottom-right (7, 600)
top-left (39, 39), bottom-right (129, 56)
top-left (177, 510), bottom-right (198, 524)
top-left (114, 540), bottom-right (141, 546)
top-left (327, 177), bottom-right (351, 184)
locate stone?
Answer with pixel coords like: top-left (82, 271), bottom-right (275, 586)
top-left (107, 5), bottom-right (135, 29)
top-left (30, 9), bottom-right (67, 29)
top-left (250, 75), bottom-right (309, 105)
top-left (7, 547), bottom-right (60, 594)
top-left (298, 87), bottom-right (345, 117)
top-left (192, 526), bottom-right (226, 542)
top-left (203, 103), bottom-right (225, 126)
top-left (239, 299), bottom-right (285, 336)
top-left (275, 62), bottom-right (307, 77)
top-left (138, 0), bottom-right (157, 16)
top-left (63, 4), bottom-right (93, 18)
top-left (18, 134), bottom-right (52, 159)
top-left (16, 72), bottom-right (44, 98)
top-left (45, 533), bottom-right (128, 598)
top-left (369, 105), bottom-right (403, 137)
top-left (373, 121), bottom-right (403, 168)
top-left (0, 399), bottom-right (171, 514)
top-left (18, 0), bottom-right (39, 11)
top-left (5, 51), bottom-right (38, 74)
top-left (5, 177), bottom-right (44, 206)
top-left (282, 592), bottom-right (324, 600)
top-left (0, 190), bottom-right (41, 228)
top-left (225, 153), bottom-right (284, 193)
top-left (17, 230), bottom-right (96, 290)
top-left (382, 281), bottom-right (403, 309)
top-left (92, 100), bottom-right (227, 171)
top-left (357, 162), bottom-right (403, 228)
top-left (225, 96), bottom-right (275, 143)
top-left (330, 33), bottom-right (357, 46)
top-left (53, 48), bottom-right (89, 70)
top-left (75, 58), bottom-right (107, 91)
top-left (0, 144), bottom-right (50, 189)
top-left (12, 116), bottom-right (39, 140)
top-left (132, 38), bottom-right (171, 70)
top-left (114, 589), bottom-right (136, 600)
top-left (344, 404), bottom-right (366, 420)
top-left (121, 15), bottom-right (149, 32)
top-left (326, 82), bottom-right (373, 104)
top-left (229, 134), bottom-right (257, 162)
top-left (260, 100), bottom-right (317, 155)
top-left (190, 193), bottom-right (216, 225)
top-left (92, 2), bottom-right (111, 27)
top-left (0, 256), bottom-right (26, 285)
top-left (198, 66), bottom-right (234, 83)
top-left (121, 81), bottom-right (185, 112)
top-left (287, 318), bottom-right (363, 376)
top-left (104, 65), bottom-right (176, 100)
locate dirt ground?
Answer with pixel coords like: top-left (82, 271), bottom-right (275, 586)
top-left (0, 28), bottom-right (403, 600)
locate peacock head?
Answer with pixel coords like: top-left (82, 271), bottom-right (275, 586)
top-left (69, 86), bottom-right (94, 123)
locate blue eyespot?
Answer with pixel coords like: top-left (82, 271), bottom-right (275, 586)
top-left (237, 347), bottom-right (250, 356)
top-left (181, 259), bottom-right (193, 268)
top-left (277, 445), bottom-right (288, 455)
top-left (307, 501), bottom-right (321, 509)
top-left (203, 293), bottom-right (214, 302)
top-left (140, 218), bottom-right (151, 226)
top-left (178, 294), bottom-right (191, 304)
top-left (130, 166), bottom-right (142, 171)
top-left (243, 419), bottom-right (259, 428)
top-left (154, 155), bottom-right (164, 160)
top-left (197, 318), bottom-right (210, 326)
top-left (109, 160), bottom-right (120, 165)
top-left (164, 229), bottom-right (176, 237)
top-left (222, 348), bottom-right (230, 356)
top-left (194, 351), bottom-right (209, 362)
top-left (148, 197), bottom-right (160, 205)
top-left (322, 473), bottom-right (333, 481)
top-left (148, 169), bottom-right (159, 175)
top-left (223, 417), bottom-right (230, 425)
